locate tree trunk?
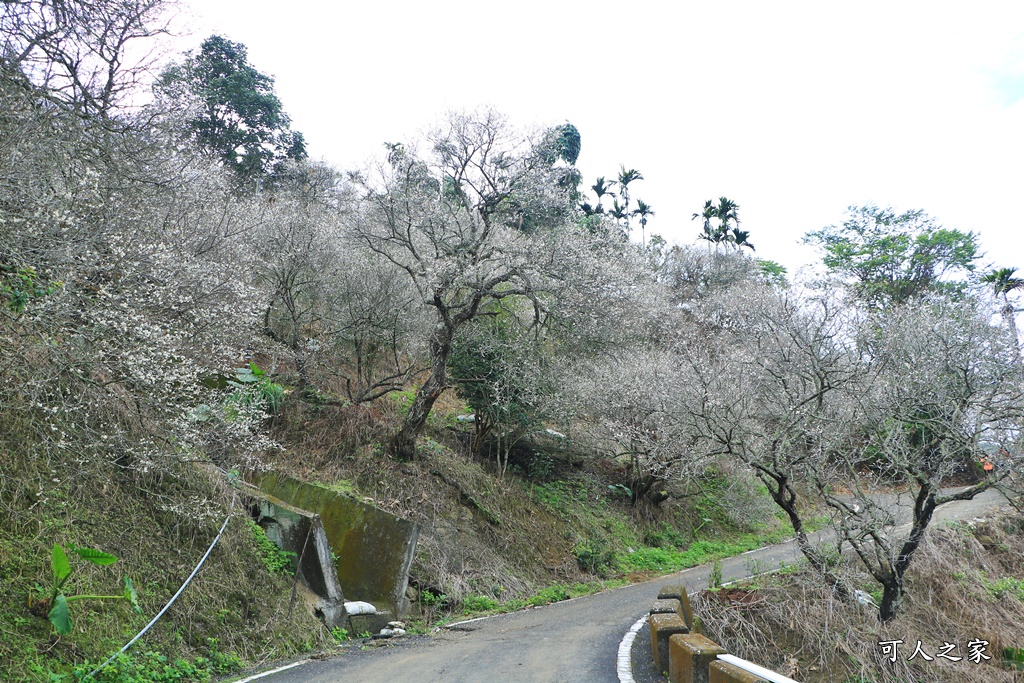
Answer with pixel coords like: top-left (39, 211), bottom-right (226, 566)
top-left (390, 326), bottom-right (453, 461)
top-left (879, 576), bottom-right (904, 623)
top-left (1003, 300), bottom-right (1021, 372)
top-left (879, 489), bottom-right (936, 622)
top-left (764, 472), bottom-right (852, 602)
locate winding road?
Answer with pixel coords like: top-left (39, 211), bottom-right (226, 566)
top-left (244, 488), bottom-right (1009, 683)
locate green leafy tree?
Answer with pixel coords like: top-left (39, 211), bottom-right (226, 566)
top-left (616, 166), bottom-right (643, 208)
top-left (804, 205), bottom-right (979, 309)
top-left (755, 259), bottom-right (787, 287)
top-left (609, 198), bottom-right (630, 227)
top-left (731, 229), bottom-right (754, 251)
top-left (159, 35), bottom-right (307, 185)
top-left (693, 196), bottom-right (746, 249)
top-left (448, 310), bottom-right (547, 475)
top-left (549, 122), bottom-right (581, 165)
top-left (714, 196), bottom-right (739, 233)
top-left (588, 176), bottom-right (616, 214)
top-left (693, 199), bottom-right (720, 242)
top-left (983, 266), bottom-right (1024, 301)
top-left (632, 199), bottom-right (655, 245)
top-left (580, 167), bottom-right (650, 242)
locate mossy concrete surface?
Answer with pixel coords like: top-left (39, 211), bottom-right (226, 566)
top-left (650, 612), bottom-right (689, 674)
top-left (669, 633), bottom-right (727, 683)
top-left (651, 597), bottom-right (685, 620)
top-left (258, 472), bottom-right (419, 617)
top-left (254, 494), bottom-right (346, 628)
top-left (659, 584), bottom-right (695, 631)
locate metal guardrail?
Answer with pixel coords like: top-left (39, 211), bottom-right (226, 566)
top-left (717, 653), bottom-right (800, 683)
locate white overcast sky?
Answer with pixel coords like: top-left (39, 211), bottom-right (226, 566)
top-left (172, 1), bottom-right (1024, 275)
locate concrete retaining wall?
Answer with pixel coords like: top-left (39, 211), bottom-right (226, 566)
top-left (257, 472), bottom-right (419, 617)
top-left (250, 493), bottom-right (346, 628)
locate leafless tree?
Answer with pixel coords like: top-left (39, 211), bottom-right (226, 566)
top-left (1, 0), bottom-right (175, 116)
top-left (325, 253), bottom-right (429, 404)
top-left (684, 283), bottom-right (865, 599)
top-left (345, 109), bottom-right (596, 460)
top-left (817, 297), bottom-right (1024, 621)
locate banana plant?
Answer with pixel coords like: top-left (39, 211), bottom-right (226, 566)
top-left (46, 544), bottom-right (142, 635)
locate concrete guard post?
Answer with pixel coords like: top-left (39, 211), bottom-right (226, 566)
top-left (658, 584), bottom-right (695, 631)
top-left (651, 597), bottom-right (686, 621)
top-left (669, 633), bottom-right (727, 683)
top-left (709, 660), bottom-right (772, 683)
top-left (649, 611), bottom-right (689, 674)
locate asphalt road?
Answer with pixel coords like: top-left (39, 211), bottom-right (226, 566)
top-left (247, 488), bottom-right (1009, 683)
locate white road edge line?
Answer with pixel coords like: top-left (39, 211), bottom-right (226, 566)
top-left (617, 615), bottom-right (648, 683)
top-left (234, 659), bottom-right (311, 682)
top-left (446, 615), bottom-right (494, 628)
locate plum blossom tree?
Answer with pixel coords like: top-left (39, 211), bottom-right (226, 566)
top-left (816, 298), bottom-right (1024, 621)
top-left (347, 109), bottom-right (590, 460)
top-left (0, 56), bottom-right (281, 476)
top-left (0, 0), bottom-right (173, 116)
top-left (684, 283), bottom-right (864, 599)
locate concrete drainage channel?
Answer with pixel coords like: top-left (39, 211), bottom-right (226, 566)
top-left (235, 471), bottom-right (815, 682)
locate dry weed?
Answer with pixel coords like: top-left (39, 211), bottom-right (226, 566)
top-left (695, 509), bottom-right (1024, 682)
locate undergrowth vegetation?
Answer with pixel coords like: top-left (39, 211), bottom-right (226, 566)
top-left (0, 435), bottom-right (330, 681)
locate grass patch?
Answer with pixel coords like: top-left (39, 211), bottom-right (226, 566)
top-left (983, 574), bottom-right (1024, 603)
top-left (448, 579), bottom-right (629, 621)
top-left (58, 641), bottom-right (242, 682)
top-left (618, 528), bottom-right (795, 573)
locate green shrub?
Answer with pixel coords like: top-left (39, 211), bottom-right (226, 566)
top-left (462, 595), bottom-right (499, 613)
top-left (528, 584), bottom-right (571, 606)
top-left (247, 520), bottom-right (295, 574)
top-left (1004, 647), bottom-right (1024, 670)
top-left (63, 643), bottom-right (239, 683)
top-left (708, 561), bottom-right (723, 590)
top-left (221, 363), bottom-right (286, 418)
top-left (574, 538), bottom-right (616, 576)
top-left (644, 523), bottom-right (687, 549)
top-left (40, 544), bottom-right (141, 635)
top-left (984, 575), bottom-right (1024, 602)
top-left (527, 452), bottom-right (556, 480)
top-left (1, 265), bottom-right (60, 313)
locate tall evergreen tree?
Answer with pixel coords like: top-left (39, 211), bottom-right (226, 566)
top-left (159, 35), bottom-right (306, 185)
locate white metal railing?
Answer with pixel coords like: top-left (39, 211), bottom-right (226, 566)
top-left (717, 654), bottom-right (800, 683)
